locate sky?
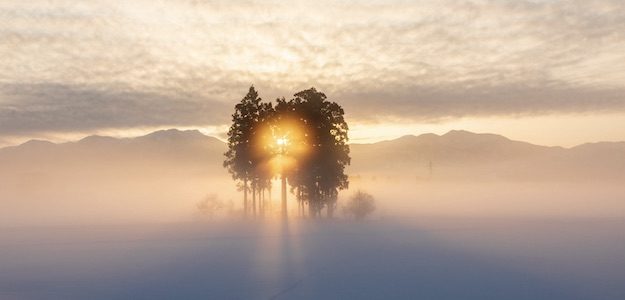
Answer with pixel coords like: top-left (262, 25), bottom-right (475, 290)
top-left (1, 0), bottom-right (625, 147)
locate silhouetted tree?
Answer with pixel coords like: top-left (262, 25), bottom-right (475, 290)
top-left (249, 100), bottom-right (275, 216)
top-left (196, 194), bottom-right (225, 220)
top-left (343, 190), bottom-right (375, 220)
top-left (225, 86), bottom-right (350, 219)
top-left (224, 86), bottom-right (263, 217)
top-left (278, 88), bottom-right (351, 218)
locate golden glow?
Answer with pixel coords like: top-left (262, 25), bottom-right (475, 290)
top-left (255, 119), bottom-right (310, 158)
top-left (269, 155), bottom-right (297, 176)
top-left (276, 137), bottom-right (288, 147)
top-left (249, 118), bottom-right (311, 179)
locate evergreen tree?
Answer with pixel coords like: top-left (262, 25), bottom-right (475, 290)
top-left (225, 86), bottom-right (350, 218)
top-left (248, 100), bottom-right (275, 216)
top-left (223, 86), bottom-right (263, 217)
top-left (277, 88), bottom-right (351, 217)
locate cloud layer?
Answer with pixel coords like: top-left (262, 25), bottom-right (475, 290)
top-left (1, 0), bottom-right (625, 136)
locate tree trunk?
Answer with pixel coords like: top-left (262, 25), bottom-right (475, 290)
top-left (260, 189), bottom-right (265, 218)
top-left (308, 201), bottom-right (315, 218)
top-left (327, 190), bottom-right (335, 218)
top-left (252, 185), bottom-right (257, 217)
top-left (327, 202), bottom-right (334, 218)
top-left (243, 179), bottom-right (248, 217)
top-left (281, 175), bottom-right (287, 219)
top-left (300, 189), bottom-right (306, 218)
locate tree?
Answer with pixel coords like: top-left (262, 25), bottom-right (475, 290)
top-left (278, 88), bottom-right (351, 218)
top-left (343, 190), bottom-right (376, 220)
top-left (224, 86), bottom-right (350, 219)
top-left (248, 99), bottom-right (275, 217)
top-left (196, 194), bottom-right (225, 220)
top-left (223, 86), bottom-right (263, 217)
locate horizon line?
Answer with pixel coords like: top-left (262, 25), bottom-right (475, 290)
top-left (2, 128), bottom-right (624, 151)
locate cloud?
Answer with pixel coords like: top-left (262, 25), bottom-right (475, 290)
top-left (1, 0), bottom-right (625, 137)
top-left (0, 83), bottom-right (231, 135)
top-left (335, 83), bottom-right (625, 123)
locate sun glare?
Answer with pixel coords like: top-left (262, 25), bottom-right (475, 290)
top-left (276, 137), bottom-right (288, 146)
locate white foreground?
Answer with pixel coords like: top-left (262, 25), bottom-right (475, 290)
top-left (2, 217), bottom-right (625, 300)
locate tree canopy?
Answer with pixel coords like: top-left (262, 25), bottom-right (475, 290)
top-left (224, 86), bottom-right (350, 218)
top-left (223, 86), bottom-right (266, 215)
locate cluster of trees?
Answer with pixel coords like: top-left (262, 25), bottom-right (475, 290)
top-left (223, 86), bottom-right (350, 218)
top-left (343, 190), bottom-right (376, 220)
top-left (196, 194), bottom-right (234, 220)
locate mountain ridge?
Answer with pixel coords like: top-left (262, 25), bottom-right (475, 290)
top-left (1, 128), bottom-right (623, 181)
top-left (3, 128), bottom-right (623, 151)
top-left (0, 129), bottom-right (224, 152)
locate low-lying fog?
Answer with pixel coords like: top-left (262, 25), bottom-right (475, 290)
top-left (2, 173), bottom-right (625, 226)
top-left (1, 130), bottom-right (624, 299)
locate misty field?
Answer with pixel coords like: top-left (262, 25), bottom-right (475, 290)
top-left (2, 130), bottom-right (625, 299)
top-left (3, 0), bottom-right (625, 298)
top-left (2, 217), bottom-right (625, 299)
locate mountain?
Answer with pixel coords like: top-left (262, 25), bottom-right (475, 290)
top-left (1, 129), bottom-right (624, 182)
top-left (1, 128), bottom-right (623, 225)
top-left (350, 130), bottom-right (554, 169)
top-left (0, 129), bottom-right (228, 183)
top-left (349, 130), bottom-right (624, 181)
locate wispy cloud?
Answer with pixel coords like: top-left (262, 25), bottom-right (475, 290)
top-left (1, 0), bottom-right (625, 137)
top-left (0, 82), bottom-right (230, 135)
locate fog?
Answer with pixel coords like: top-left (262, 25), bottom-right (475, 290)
top-left (0, 172), bottom-right (233, 227)
top-left (2, 158), bottom-right (624, 226)
top-left (3, 165), bottom-right (625, 227)
top-left (1, 131), bottom-right (625, 298)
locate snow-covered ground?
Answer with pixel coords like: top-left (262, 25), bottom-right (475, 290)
top-left (2, 217), bottom-right (625, 299)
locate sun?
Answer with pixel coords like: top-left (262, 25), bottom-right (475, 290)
top-left (276, 137), bottom-right (288, 146)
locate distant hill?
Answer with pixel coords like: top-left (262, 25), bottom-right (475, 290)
top-left (2, 128), bottom-right (624, 225)
top-left (350, 130), bottom-right (625, 181)
top-left (0, 129), bottom-right (228, 182)
top-left (1, 129), bottom-right (624, 182)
